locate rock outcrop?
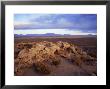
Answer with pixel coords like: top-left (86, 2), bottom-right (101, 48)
top-left (14, 41), bottom-right (96, 76)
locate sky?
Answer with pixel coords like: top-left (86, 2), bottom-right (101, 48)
top-left (14, 14), bottom-right (97, 35)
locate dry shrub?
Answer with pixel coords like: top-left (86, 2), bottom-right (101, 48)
top-left (14, 53), bottom-right (18, 59)
top-left (88, 52), bottom-right (97, 58)
top-left (14, 48), bottom-right (21, 59)
top-left (52, 58), bottom-right (61, 66)
top-left (67, 53), bottom-right (76, 63)
top-left (16, 43), bottom-right (24, 50)
top-left (34, 62), bottom-right (51, 74)
top-left (74, 55), bottom-right (82, 66)
top-left (24, 43), bottom-right (33, 49)
top-left (66, 53), bottom-right (82, 66)
top-left (66, 47), bottom-right (73, 53)
top-left (14, 67), bottom-right (27, 76)
top-left (75, 59), bottom-right (82, 66)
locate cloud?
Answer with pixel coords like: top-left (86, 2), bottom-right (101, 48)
top-left (55, 18), bottom-right (74, 28)
top-left (14, 14), bottom-right (97, 34)
top-left (14, 16), bottom-right (74, 29)
top-left (14, 29), bottom-right (96, 35)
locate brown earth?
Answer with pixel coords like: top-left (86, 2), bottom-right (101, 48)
top-left (14, 37), bottom-right (97, 76)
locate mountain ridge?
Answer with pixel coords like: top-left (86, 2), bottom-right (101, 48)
top-left (14, 33), bottom-right (96, 37)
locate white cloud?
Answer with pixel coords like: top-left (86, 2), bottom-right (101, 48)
top-left (14, 17), bottom-right (74, 29)
top-left (57, 18), bottom-right (73, 26)
top-left (14, 21), bottom-right (31, 25)
top-left (14, 29), bottom-right (96, 35)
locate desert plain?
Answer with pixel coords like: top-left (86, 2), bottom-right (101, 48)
top-left (14, 36), bottom-right (97, 76)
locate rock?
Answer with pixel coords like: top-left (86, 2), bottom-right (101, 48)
top-left (56, 41), bottom-right (64, 48)
top-left (63, 42), bottom-right (71, 49)
top-left (14, 41), bottom-right (97, 75)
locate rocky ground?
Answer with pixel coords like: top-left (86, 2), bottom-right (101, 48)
top-left (14, 41), bottom-right (97, 76)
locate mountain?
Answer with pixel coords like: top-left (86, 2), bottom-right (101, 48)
top-left (14, 33), bottom-right (96, 38)
top-left (14, 33), bottom-right (70, 37)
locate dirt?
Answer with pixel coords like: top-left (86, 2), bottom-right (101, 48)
top-left (24, 58), bottom-right (96, 76)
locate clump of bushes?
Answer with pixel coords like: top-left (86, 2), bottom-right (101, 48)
top-left (34, 61), bottom-right (51, 74)
top-left (75, 58), bottom-right (82, 66)
top-left (24, 43), bottom-right (33, 49)
top-left (52, 58), bottom-right (61, 66)
top-left (14, 67), bottom-right (26, 76)
top-left (69, 54), bottom-right (82, 66)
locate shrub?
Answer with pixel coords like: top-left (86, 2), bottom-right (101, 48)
top-left (34, 62), bottom-right (51, 74)
top-left (15, 68), bottom-right (25, 76)
top-left (74, 55), bottom-right (82, 66)
top-left (52, 58), bottom-right (61, 66)
top-left (14, 48), bottom-right (21, 59)
top-left (24, 43), bottom-right (32, 49)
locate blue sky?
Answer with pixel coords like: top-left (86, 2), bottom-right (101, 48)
top-left (14, 14), bottom-right (97, 35)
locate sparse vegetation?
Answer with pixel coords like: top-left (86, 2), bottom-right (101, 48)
top-left (34, 62), bottom-right (51, 74)
top-left (14, 38), bottom-right (97, 76)
top-left (52, 58), bottom-right (61, 66)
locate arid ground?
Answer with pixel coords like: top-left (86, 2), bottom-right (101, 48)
top-left (14, 36), bottom-right (97, 76)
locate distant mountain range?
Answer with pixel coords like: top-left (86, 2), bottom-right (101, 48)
top-left (15, 33), bottom-right (70, 37)
top-left (14, 33), bottom-right (96, 37)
